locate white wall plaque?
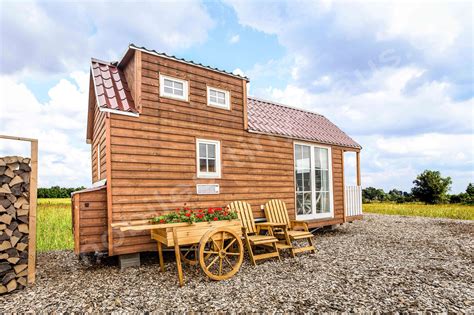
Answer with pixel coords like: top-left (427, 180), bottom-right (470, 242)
top-left (196, 184), bottom-right (220, 195)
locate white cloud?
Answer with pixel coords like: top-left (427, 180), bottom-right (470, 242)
top-left (251, 64), bottom-right (473, 193)
top-left (229, 34), bottom-right (240, 44)
top-left (232, 68), bottom-right (245, 76)
top-left (0, 73), bottom-right (91, 187)
top-left (259, 66), bottom-right (473, 136)
top-left (1, 1), bottom-right (215, 75)
top-left (358, 133), bottom-right (474, 193)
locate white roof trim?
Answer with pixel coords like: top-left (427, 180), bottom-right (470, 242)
top-left (98, 107), bottom-right (139, 117)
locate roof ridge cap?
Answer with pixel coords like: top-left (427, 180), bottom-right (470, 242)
top-left (248, 96), bottom-right (325, 118)
top-left (127, 43), bottom-right (249, 81)
top-left (91, 57), bottom-right (116, 66)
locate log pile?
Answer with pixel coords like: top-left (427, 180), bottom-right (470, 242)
top-left (0, 156), bottom-right (31, 294)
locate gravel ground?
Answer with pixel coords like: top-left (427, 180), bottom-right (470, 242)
top-left (1, 214), bottom-right (473, 313)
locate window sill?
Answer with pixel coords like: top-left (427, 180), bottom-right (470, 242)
top-left (160, 93), bottom-right (189, 102)
top-left (207, 103), bottom-right (230, 111)
top-left (197, 174), bottom-right (221, 179)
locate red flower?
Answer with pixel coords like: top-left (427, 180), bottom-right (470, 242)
top-left (159, 219), bottom-right (166, 224)
top-left (185, 212), bottom-right (191, 217)
top-left (215, 207), bottom-right (223, 212)
top-left (208, 208), bottom-right (214, 214)
top-left (213, 217), bottom-right (218, 221)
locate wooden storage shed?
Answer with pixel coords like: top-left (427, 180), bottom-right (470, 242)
top-left (72, 44), bottom-right (363, 257)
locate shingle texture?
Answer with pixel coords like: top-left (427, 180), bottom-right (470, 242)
top-left (247, 97), bottom-right (361, 149)
top-left (91, 58), bottom-right (137, 113)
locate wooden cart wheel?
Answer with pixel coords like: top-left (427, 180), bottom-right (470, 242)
top-left (181, 244), bottom-right (215, 266)
top-left (198, 227), bottom-right (243, 281)
top-left (180, 244), bottom-right (199, 265)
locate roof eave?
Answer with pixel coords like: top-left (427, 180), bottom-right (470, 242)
top-left (124, 44), bottom-right (250, 82)
top-left (247, 129), bottom-right (362, 151)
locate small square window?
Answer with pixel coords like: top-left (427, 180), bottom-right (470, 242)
top-left (207, 86), bottom-right (230, 110)
top-left (160, 74), bottom-right (188, 101)
top-left (196, 139), bottom-right (221, 178)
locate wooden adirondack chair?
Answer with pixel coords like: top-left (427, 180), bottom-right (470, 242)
top-left (227, 201), bottom-right (280, 265)
top-left (264, 199), bottom-right (316, 257)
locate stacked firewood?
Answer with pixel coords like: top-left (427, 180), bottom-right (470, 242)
top-left (0, 156), bottom-right (31, 294)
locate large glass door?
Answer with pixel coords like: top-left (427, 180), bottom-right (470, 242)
top-left (295, 143), bottom-right (333, 219)
top-left (295, 145), bottom-right (313, 218)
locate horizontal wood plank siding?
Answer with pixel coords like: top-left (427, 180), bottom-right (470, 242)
top-left (91, 104), bottom-right (107, 183)
top-left (104, 51), bottom-right (347, 255)
top-left (75, 188), bottom-right (108, 253)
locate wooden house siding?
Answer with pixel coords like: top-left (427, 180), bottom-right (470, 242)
top-left (72, 187), bottom-right (108, 254)
top-left (103, 51), bottom-right (347, 255)
top-left (91, 104), bottom-right (107, 183)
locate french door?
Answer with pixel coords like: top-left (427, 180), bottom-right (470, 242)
top-left (294, 143), bottom-right (333, 220)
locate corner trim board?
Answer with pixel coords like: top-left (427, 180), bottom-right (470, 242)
top-left (105, 115), bottom-right (114, 255)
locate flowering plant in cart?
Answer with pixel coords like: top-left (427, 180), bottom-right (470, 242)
top-left (151, 205), bottom-right (238, 224)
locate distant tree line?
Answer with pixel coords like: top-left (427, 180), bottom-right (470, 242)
top-left (363, 170), bottom-right (473, 205)
top-left (37, 186), bottom-right (85, 198)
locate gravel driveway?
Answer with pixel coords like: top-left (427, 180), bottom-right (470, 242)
top-left (1, 214), bottom-right (473, 312)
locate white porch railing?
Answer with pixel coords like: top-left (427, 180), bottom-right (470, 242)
top-left (345, 185), bottom-right (363, 217)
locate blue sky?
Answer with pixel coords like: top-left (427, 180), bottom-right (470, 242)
top-left (0, 0), bottom-right (472, 193)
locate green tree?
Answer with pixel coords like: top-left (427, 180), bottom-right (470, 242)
top-left (37, 186), bottom-right (85, 198)
top-left (362, 187), bottom-right (387, 203)
top-left (411, 170), bottom-right (452, 204)
top-left (464, 183), bottom-right (474, 205)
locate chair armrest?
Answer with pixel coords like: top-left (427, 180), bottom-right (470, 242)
top-left (255, 222), bottom-right (287, 228)
top-left (255, 222), bottom-right (287, 236)
top-left (291, 220), bottom-right (309, 231)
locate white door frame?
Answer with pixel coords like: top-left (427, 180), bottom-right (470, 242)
top-left (294, 141), bottom-right (334, 220)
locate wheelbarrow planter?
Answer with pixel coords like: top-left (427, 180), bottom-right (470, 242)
top-left (117, 217), bottom-right (243, 286)
top-left (151, 220), bottom-right (243, 286)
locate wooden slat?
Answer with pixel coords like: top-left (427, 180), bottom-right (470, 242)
top-left (105, 114), bottom-right (113, 255)
top-left (28, 139), bottom-right (38, 284)
top-left (73, 194), bottom-right (80, 254)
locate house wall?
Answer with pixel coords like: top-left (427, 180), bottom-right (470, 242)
top-left (72, 187), bottom-right (108, 254)
top-left (106, 51), bottom-right (346, 255)
top-left (91, 104), bottom-right (107, 183)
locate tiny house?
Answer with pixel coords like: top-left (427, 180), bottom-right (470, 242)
top-left (72, 44), bottom-right (363, 257)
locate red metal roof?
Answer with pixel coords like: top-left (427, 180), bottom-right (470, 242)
top-left (89, 59), bottom-right (360, 149)
top-left (91, 58), bottom-right (137, 114)
top-left (247, 97), bottom-right (361, 149)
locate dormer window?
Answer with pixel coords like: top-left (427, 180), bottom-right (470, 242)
top-left (207, 86), bottom-right (230, 110)
top-left (160, 74), bottom-right (189, 101)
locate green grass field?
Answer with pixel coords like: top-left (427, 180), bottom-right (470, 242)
top-left (363, 202), bottom-right (474, 220)
top-left (37, 198), bottom-right (73, 252)
top-left (35, 198), bottom-right (473, 252)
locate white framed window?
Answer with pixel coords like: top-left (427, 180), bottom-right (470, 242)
top-left (294, 142), bottom-right (333, 220)
top-left (159, 74), bottom-right (189, 101)
top-left (207, 86), bottom-right (230, 110)
top-left (196, 139), bottom-right (221, 178)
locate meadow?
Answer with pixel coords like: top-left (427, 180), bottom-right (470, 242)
top-left (363, 202), bottom-right (474, 220)
top-left (35, 198), bottom-right (473, 252)
top-left (37, 198), bottom-right (73, 252)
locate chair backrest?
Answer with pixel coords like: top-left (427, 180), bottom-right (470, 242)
top-left (227, 201), bottom-right (257, 234)
top-left (264, 199), bottom-right (291, 228)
